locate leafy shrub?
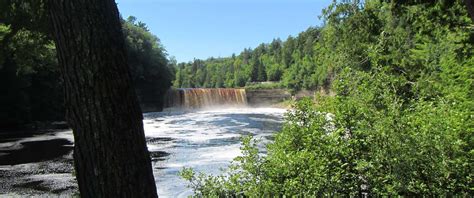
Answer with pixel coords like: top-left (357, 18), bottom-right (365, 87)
top-left (180, 0), bottom-right (473, 196)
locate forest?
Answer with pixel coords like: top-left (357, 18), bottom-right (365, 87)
top-left (0, 2), bottom-right (175, 128)
top-left (173, 28), bottom-right (326, 91)
top-left (0, 0), bottom-right (472, 196)
top-left (179, 0), bottom-right (474, 196)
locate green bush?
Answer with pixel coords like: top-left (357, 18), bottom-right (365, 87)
top-left (180, 0), bottom-right (473, 196)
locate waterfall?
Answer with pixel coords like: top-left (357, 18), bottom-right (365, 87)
top-left (164, 88), bottom-right (247, 108)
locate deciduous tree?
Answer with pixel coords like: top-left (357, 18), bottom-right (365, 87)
top-left (47, 0), bottom-right (158, 197)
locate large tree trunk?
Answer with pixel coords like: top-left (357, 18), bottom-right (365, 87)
top-left (47, 0), bottom-right (158, 197)
top-left (466, 0), bottom-right (474, 22)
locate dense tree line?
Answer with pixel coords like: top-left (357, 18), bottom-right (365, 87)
top-left (181, 0), bottom-right (473, 196)
top-left (173, 27), bottom-right (326, 91)
top-left (0, 1), bottom-right (174, 128)
top-left (123, 16), bottom-right (175, 112)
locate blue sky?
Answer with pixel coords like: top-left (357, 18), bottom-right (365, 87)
top-left (116, 0), bottom-right (333, 63)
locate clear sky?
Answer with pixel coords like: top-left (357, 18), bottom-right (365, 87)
top-left (116, 0), bottom-right (333, 63)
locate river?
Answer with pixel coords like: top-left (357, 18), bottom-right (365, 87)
top-left (0, 107), bottom-right (285, 197)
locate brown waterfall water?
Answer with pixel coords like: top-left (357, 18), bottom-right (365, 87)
top-left (164, 88), bottom-right (247, 108)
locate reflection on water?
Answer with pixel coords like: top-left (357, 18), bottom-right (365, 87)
top-left (0, 107), bottom-right (285, 197)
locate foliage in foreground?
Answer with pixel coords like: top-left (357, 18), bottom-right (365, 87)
top-left (180, 0), bottom-right (473, 196)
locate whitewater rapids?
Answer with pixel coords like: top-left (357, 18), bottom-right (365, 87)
top-left (144, 107), bottom-right (285, 197)
top-left (0, 107), bottom-right (286, 197)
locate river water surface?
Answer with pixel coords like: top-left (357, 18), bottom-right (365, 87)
top-left (0, 107), bottom-right (285, 197)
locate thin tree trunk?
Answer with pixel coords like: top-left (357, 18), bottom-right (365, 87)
top-left (47, 0), bottom-right (158, 197)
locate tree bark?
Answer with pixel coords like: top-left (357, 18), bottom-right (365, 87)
top-left (46, 0), bottom-right (158, 197)
top-left (466, 0), bottom-right (474, 22)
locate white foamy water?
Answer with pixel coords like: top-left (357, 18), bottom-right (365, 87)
top-left (0, 107), bottom-right (285, 197)
top-left (144, 107), bottom-right (285, 197)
